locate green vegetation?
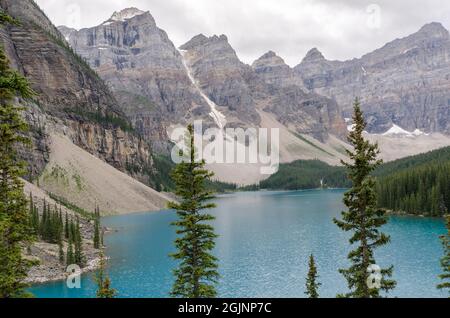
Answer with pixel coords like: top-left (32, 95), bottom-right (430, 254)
top-left (95, 251), bottom-right (117, 298)
top-left (47, 192), bottom-right (94, 219)
top-left (68, 107), bottom-right (134, 133)
top-left (252, 160), bottom-right (350, 190)
top-left (438, 216), bottom-right (450, 293)
top-left (334, 99), bottom-right (395, 298)
top-left (169, 124), bottom-right (219, 298)
top-left (0, 11), bottom-right (36, 298)
top-left (148, 154), bottom-right (238, 193)
top-left (305, 254), bottom-right (320, 298)
top-left (28, 197), bottom-right (85, 266)
top-left (375, 147), bottom-right (450, 217)
top-left (147, 154), bottom-right (176, 192)
top-left (93, 206), bottom-right (101, 249)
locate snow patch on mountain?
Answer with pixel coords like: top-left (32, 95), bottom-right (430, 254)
top-left (178, 49), bottom-right (227, 129)
top-left (110, 8), bottom-right (145, 22)
top-left (381, 124), bottom-right (428, 137)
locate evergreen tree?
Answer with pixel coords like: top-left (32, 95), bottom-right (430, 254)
top-left (0, 11), bottom-right (36, 298)
top-left (305, 254), bottom-right (320, 298)
top-left (437, 215), bottom-right (450, 294)
top-left (333, 99), bottom-right (396, 298)
top-left (66, 239), bottom-right (74, 267)
top-left (64, 213), bottom-right (69, 240)
top-left (93, 206), bottom-right (100, 249)
top-left (74, 217), bottom-right (84, 266)
top-left (169, 124), bottom-right (219, 298)
top-left (95, 251), bottom-right (116, 298)
top-left (58, 236), bottom-right (64, 264)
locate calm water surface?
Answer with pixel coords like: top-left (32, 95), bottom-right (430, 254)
top-left (29, 189), bottom-right (447, 298)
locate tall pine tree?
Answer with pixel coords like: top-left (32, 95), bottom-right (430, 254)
top-left (0, 11), bottom-right (36, 298)
top-left (95, 251), bottom-right (116, 298)
top-left (169, 124), bottom-right (219, 298)
top-left (437, 215), bottom-right (450, 294)
top-left (333, 99), bottom-right (395, 298)
top-left (305, 254), bottom-right (320, 298)
top-left (93, 206), bottom-right (100, 249)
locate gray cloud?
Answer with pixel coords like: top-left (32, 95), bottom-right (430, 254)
top-left (35, 0), bottom-right (450, 66)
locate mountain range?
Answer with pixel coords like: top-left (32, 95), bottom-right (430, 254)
top-left (2, 1), bottom-right (450, 192)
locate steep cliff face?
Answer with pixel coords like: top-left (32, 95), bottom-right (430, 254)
top-left (59, 9), bottom-right (210, 150)
top-left (57, 8), bottom-right (352, 145)
top-left (295, 22), bottom-right (450, 134)
top-left (252, 51), bottom-right (347, 140)
top-left (0, 0), bottom-right (154, 182)
top-left (180, 34), bottom-right (261, 126)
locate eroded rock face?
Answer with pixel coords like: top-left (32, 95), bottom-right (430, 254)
top-left (180, 34), bottom-right (261, 125)
top-left (251, 51), bottom-right (347, 140)
top-left (295, 22), bottom-right (450, 134)
top-left (59, 9), bottom-right (210, 150)
top-left (0, 0), bottom-right (154, 182)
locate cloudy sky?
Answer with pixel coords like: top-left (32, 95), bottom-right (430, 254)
top-left (35, 0), bottom-right (450, 66)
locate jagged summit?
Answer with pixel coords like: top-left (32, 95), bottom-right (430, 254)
top-left (110, 7), bottom-right (146, 21)
top-left (100, 7), bottom-right (153, 26)
top-left (416, 22), bottom-right (449, 37)
top-left (259, 50), bottom-right (277, 59)
top-left (252, 50), bottom-right (288, 69)
top-left (180, 34), bottom-right (229, 50)
top-left (301, 47), bottom-right (325, 63)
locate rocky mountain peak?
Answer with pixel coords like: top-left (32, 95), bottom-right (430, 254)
top-left (302, 48), bottom-right (326, 63)
top-left (252, 50), bottom-right (287, 69)
top-left (101, 7), bottom-right (154, 27)
top-left (180, 34), bottom-right (230, 51)
top-left (110, 7), bottom-right (146, 22)
top-left (416, 22), bottom-right (449, 38)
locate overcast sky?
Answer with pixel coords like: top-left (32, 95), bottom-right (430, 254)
top-left (35, 0), bottom-right (450, 66)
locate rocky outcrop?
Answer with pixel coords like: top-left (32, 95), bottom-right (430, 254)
top-left (180, 34), bottom-right (261, 125)
top-left (295, 22), bottom-right (450, 134)
top-left (59, 9), bottom-right (210, 151)
top-left (251, 51), bottom-right (347, 140)
top-left (0, 0), bottom-right (154, 182)
top-left (57, 7), bottom-right (351, 143)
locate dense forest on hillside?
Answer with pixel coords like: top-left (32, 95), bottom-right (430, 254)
top-left (246, 160), bottom-right (351, 190)
top-left (375, 151), bottom-right (450, 217)
top-left (245, 147), bottom-right (450, 217)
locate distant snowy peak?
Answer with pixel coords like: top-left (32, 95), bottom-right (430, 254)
top-left (381, 124), bottom-right (427, 137)
top-left (111, 7), bottom-right (145, 21)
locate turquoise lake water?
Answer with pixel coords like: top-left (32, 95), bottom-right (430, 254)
top-left (29, 189), bottom-right (447, 298)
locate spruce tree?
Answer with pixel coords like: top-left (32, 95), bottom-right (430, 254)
top-left (333, 99), bottom-right (395, 298)
top-left (74, 217), bottom-right (84, 266)
top-left (95, 251), bottom-right (116, 298)
top-left (66, 239), bottom-right (74, 267)
top-left (93, 206), bottom-right (100, 249)
top-left (169, 124), bottom-right (219, 298)
top-left (305, 254), bottom-right (320, 298)
top-left (58, 236), bottom-right (64, 264)
top-left (437, 215), bottom-right (450, 294)
top-left (0, 11), bottom-right (36, 298)
top-left (64, 213), bottom-right (69, 239)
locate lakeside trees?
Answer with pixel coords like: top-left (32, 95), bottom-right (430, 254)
top-left (376, 161), bottom-right (450, 217)
top-left (93, 206), bottom-right (101, 249)
top-left (28, 198), bottom-right (86, 266)
top-left (438, 216), bottom-right (450, 294)
top-left (0, 11), bottom-right (36, 298)
top-left (305, 254), bottom-right (320, 298)
top-left (169, 124), bottom-right (219, 298)
top-left (333, 99), bottom-right (396, 298)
